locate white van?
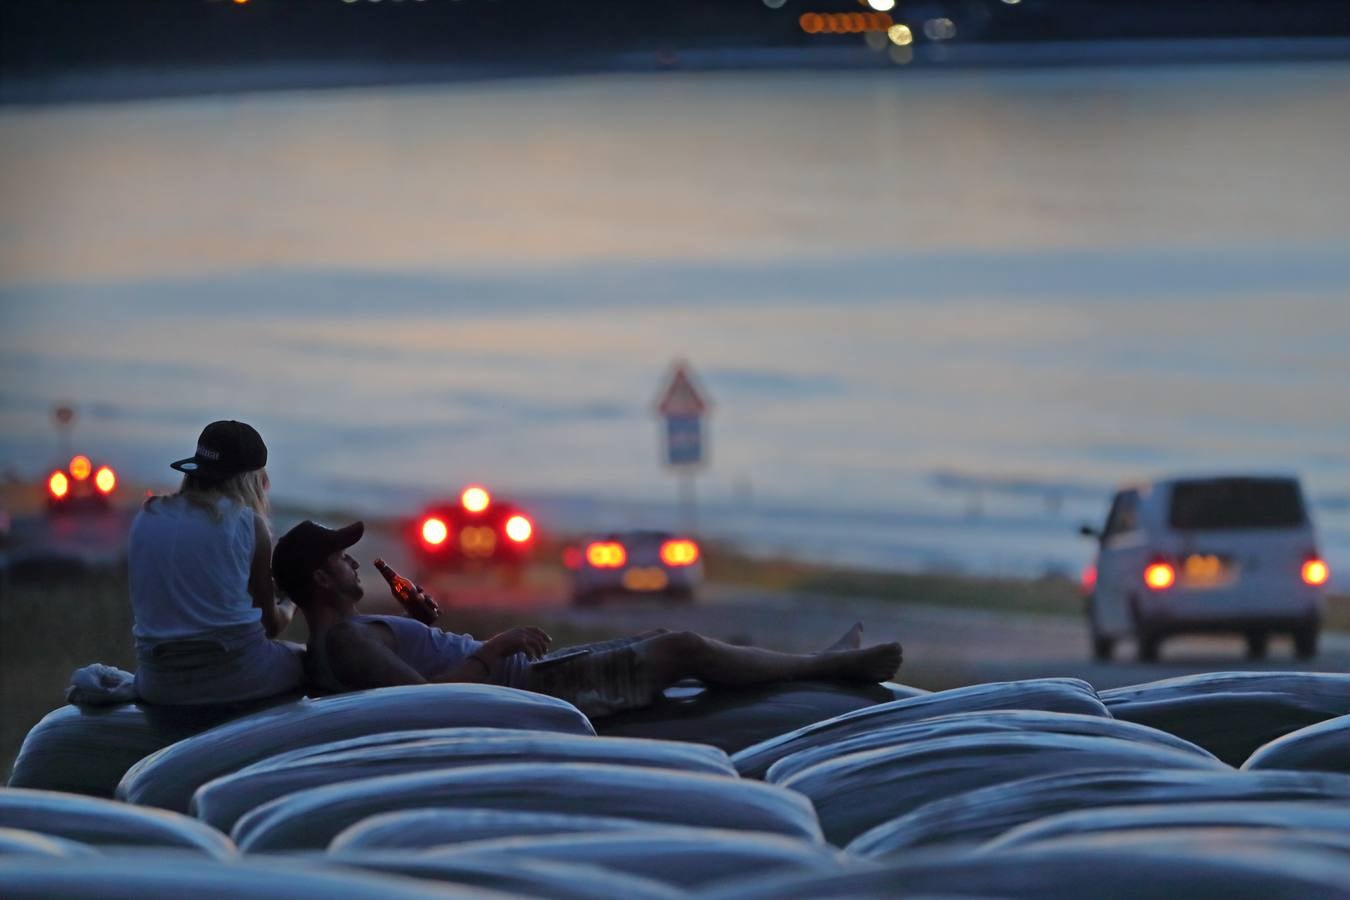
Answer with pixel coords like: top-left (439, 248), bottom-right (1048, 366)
top-left (1080, 474), bottom-right (1328, 662)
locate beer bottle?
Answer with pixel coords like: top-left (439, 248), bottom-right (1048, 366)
top-left (373, 558), bottom-right (440, 624)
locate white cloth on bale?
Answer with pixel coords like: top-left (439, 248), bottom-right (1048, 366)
top-left (66, 663), bottom-right (139, 706)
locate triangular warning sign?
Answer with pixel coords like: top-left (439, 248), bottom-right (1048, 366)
top-left (656, 362), bottom-right (709, 417)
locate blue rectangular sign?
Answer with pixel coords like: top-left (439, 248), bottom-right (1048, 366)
top-left (664, 414), bottom-right (703, 467)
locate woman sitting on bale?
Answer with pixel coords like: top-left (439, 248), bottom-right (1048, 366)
top-left (128, 420), bottom-right (303, 705)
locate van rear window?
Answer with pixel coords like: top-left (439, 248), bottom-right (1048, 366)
top-left (1168, 479), bottom-right (1307, 530)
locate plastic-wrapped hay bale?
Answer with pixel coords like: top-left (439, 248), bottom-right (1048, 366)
top-left (597, 680), bottom-right (926, 755)
top-left (1243, 715), bottom-right (1350, 774)
top-left (117, 684), bottom-right (595, 813)
top-left (418, 829), bottom-right (849, 889)
top-left (779, 732), bottom-right (1227, 846)
top-left (324, 851), bottom-right (684, 899)
top-left (984, 801), bottom-right (1350, 851)
top-left (0, 855), bottom-right (482, 899)
top-left (1100, 672), bottom-right (1350, 767)
top-left (0, 827), bottom-right (98, 858)
top-left (331, 808), bottom-right (671, 852)
top-left (192, 729), bottom-right (735, 833)
top-left (732, 677), bottom-right (1107, 780)
top-left (0, 788), bottom-right (234, 857)
top-left (701, 842), bottom-right (1350, 900)
top-left (999, 826), bottom-right (1350, 859)
top-left (6, 701), bottom-right (250, 798)
top-left (846, 767), bottom-right (1350, 856)
top-left (232, 762), bottom-right (824, 851)
top-left (765, 709), bottom-right (1215, 783)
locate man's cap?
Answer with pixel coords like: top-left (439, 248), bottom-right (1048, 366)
top-left (273, 520), bottom-right (365, 601)
top-left (170, 420), bottom-right (268, 477)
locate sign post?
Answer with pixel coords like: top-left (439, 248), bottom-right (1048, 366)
top-left (655, 361), bottom-right (710, 533)
top-left (52, 403), bottom-right (75, 461)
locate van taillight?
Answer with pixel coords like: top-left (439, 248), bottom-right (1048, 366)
top-left (1143, 559), bottom-right (1175, 591)
top-left (1081, 564), bottom-right (1097, 594)
top-left (1302, 558), bottom-right (1329, 587)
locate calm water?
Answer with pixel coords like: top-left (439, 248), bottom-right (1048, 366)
top-left (2, 65), bottom-right (1349, 580)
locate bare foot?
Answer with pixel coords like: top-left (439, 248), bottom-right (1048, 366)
top-left (828, 642), bottom-right (902, 682)
top-left (819, 622), bottom-right (864, 654)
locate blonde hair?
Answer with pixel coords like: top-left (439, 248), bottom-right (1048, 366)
top-left (145, 468), bottom-right (271, 533)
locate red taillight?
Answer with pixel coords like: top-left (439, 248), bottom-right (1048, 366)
top-left (69, 455), bottom-right (92, 481)
top-left (94, 465), bottom-right (116, 494)
top-left (421, 517), bottom-right (449, 546)
top-left (660, 539), bottom-right (700, 567)
top-left (1302, 558), bottom-right (1329, 587)
top-left (586, 542), bottom-right (626, 568)
top-left (1081, 564), bottom-right (1097, 594)
top-left (48, 471), bottom-right (69, 499)
top-left (562, 546), bottom-right (582, 570)
top-left (1144, 560), bottom-right (1176, 591)
top-left (461, 485), bottom-right (490, 513)
top-left (505, 514), bottom-right (533, 543)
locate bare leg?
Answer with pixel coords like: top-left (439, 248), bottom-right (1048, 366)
top-left (641, 631), bottom-right (901, 690)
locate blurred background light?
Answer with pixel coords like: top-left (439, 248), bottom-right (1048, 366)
top-left (924, 17), bottom-right (958, 41)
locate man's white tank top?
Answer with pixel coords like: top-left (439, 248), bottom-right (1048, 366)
top-left (308, 615), bottom-right (531, 693)
top-left (129, 495), bottom-right (262, 642)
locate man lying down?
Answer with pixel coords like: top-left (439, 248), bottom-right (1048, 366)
top-left (272, 520), bottom-right (902, 719)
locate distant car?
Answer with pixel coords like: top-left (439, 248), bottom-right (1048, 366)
top-left (409, 484), bottom-right (535, 580)
top-left (46, 454), bottom-right (118, 513)
top-left (567, 530), bottom-right (703, 607)
top-left (1080, 474), bottom-right (1328, 663)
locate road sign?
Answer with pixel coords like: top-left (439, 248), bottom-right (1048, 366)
top-left (656, 362), bottom-right (708, 418)
top-left (656, 361), bottom-right (710, 468)
top-left (664, 414), bottom-right (703, 467)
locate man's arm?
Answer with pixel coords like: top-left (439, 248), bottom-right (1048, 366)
top-left (432, 626), bottom-right (552, 684)
top-left (325, 620), bottom-right (428, 690)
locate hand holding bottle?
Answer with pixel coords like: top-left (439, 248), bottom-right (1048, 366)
top-left (373, 558), bottom-right (440, 625)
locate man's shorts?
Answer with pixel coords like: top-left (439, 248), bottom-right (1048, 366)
top-left (525, 636), bottom-right (658, 719)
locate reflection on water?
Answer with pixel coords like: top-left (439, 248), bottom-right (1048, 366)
top-left (2, 66), bottom-right (1348, 577)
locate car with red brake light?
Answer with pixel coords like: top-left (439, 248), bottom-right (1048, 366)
top-left (46, 454), bottom-right (119, 513)
top-left (1079, 474), bottom-right (1327, 663)
top-left (566, 530), bottom-right (703, 607)
top-left (410, 484), bottom-right (536, 579)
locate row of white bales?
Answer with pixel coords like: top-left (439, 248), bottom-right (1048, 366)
top-left (3, 671), bottom-right (1349, 898)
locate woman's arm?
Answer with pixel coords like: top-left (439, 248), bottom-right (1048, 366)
top-left (249, 514), bottom-right (295, 638)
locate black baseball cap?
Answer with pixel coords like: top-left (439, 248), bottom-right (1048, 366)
top-left (273, 520), bottom-right (365, 601)
top-left (170, 420), bottom-right (268, 477)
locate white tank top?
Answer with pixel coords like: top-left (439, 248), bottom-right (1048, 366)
top-left (308, 615), bottom-right (531, 693)
top-left (129, 495), bottom-right (262, 642)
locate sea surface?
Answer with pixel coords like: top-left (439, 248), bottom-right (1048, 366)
top-left (2, 63), bottom-right (1348, 582)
